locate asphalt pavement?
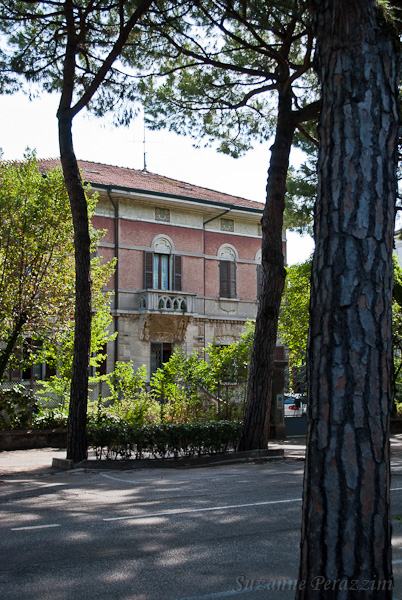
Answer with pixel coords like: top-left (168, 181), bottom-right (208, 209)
top-left (1, 436), bottom-right (402, 600)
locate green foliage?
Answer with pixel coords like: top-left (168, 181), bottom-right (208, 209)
top-left (133, 0), bottom-right (317, 156)
top-left (0, 1), bottom-right (152, 122)
top-left (37, 377), bottom-right (71, 409)
top-left (100, 362), bottom-right (160, 426)
top-left (41, 202), bottom-right (117, 381)
top-left (0, 381), bottom-right (68, 430)
top-left (0, 384), bottom-right (39, 429)
top-left (0, 152), bottom-right (75, 378)
top-left (278, 258), bottom-right (312, 387)
top-left (108, 362), bottom-right (147, 402)
top-left (3, 323), bottom-right (254, 431)
top-left (284, 149), bottom-right (317, 236)
top-left (31, 406), bottom-right (69, 430)
top-left (87, 419), bottom-right (243, 460)
top-left (376, 1), bottom-right (402, 45)
top-left (0, 153), bottom-right (116, 380)
top-left (393, 255), bottom-right (402, 411)
top-left (149, 324), bottom-right (254, 420)
top-left (207, 322), bottom-right (254, 388)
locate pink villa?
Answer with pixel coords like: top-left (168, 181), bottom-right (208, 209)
top-left (38, 159), bottom-right (287, 383)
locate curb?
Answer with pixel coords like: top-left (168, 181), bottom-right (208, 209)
top-left (55, 448), bottom-right (285, 471)
top-left (52, 457), bottom-right (74, 470)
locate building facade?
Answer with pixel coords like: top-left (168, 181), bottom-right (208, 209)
top-left (39, 159), bottom-right (286, 380)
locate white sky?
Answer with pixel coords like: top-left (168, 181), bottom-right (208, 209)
top-left (0, 91), bottom-right (314, 265)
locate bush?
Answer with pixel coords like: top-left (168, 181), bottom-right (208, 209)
top-left (87, 419), bottom-right (243, 460)
top-left (32, 407), bottom-right (69, 429)
top-left (0, 384), bottom-right (39, 429)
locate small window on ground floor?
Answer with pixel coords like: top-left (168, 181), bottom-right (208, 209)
top-left (150, 342), bottom-right (173, 375)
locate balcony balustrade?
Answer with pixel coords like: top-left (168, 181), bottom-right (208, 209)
top-left (135, 290), bottom-right (197, 314)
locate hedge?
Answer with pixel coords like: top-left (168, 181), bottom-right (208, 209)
top-left (87, 419), bottom-right (243, 460)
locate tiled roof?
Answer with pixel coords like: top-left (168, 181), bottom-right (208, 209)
top-left (37, 159), bottom-right (264, 212)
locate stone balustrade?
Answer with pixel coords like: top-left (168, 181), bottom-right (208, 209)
top-left (135, 290), bottom-right (197, 314)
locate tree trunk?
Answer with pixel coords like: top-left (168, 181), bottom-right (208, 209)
top-left (0, 313), bottom-right (28, 380)
top-left (238, 88), bottom-right (294, 450)
top-left (296, 2), bottom-right (399, 598)
top-left (58, 112), bottom-right (92, 463)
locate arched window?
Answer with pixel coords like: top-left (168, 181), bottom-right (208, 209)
top-left (143, 235), bottom-right (182, 291)
top-left (218, 244), bottom-right (237, 298)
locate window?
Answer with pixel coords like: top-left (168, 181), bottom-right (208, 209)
top-left (218, 244), bottom-right (237, 299)
top-left (153, 253), bottom-right (169, 290)
top-left (21, 339), bottom-right (56, 381)
top-left (144, 252), bottom-right (182, 291)
top-left (219, 260), bottom-right (236, 298)
top-left (151, 342), bottom-right (173, 375)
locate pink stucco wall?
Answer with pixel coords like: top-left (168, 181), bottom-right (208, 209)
top-left (93, 215), bottom-right (280, 302)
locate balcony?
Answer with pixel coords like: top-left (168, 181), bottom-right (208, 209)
top-left (135, 290), bottom-right (197, 315)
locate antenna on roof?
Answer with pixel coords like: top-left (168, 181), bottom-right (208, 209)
top-left (128, 107), bottom-right (161, 171)
top-left (142, 118), bottom-right (148, 173)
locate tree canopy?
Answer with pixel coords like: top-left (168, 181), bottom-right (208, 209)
top-left (0, 153), bottom-right (74, 379)
top-left (135, 0), bottom-right (319, 156)
top-left (278, 257), bottom-right (311, 367)
top-left (0, 153), bottom-right (115, 386)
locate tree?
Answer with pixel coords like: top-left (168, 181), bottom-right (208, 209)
top-left (41, 213), bottom-right (117, 383)
top-left (0, 0), bottom-right (155, 461)
top-left (278, 258), bottom-right (311, 390)
top-left (135, 0), bottom-right (319, 449)
top-left (0, 153), bottom-right (116, 394)
top-left (392, 255), bottom-right (402, 411)
top-left (0, 153), bottom-right (75, 380)
top-left (284, 140), bottom-right (317, 236)
top-left (296, 1), bottom-right (400, 597)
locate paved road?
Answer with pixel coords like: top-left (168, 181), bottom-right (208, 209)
top-left (2, 454), bottom-right (402, 600)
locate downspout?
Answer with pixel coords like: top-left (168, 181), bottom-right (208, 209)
top-left (107, 188), bottom-right (119, 366)
top-left (202, 209), bottom-right (231, 352)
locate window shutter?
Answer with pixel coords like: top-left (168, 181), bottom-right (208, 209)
top-left (220, 260), bottom-right (230, 297)
top-left (173, 255), bottom-right (182, 291)
top-left (229, 261), bottom-right (236, 298)
top-left (143, 251), bottom-right (154, 289)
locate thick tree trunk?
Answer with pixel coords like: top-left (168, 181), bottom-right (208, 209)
top-left (238, 88), bottom-right (293, 450)
top-left (58, 113), bottom-right (91, 463)
top-left (296, 2), bottom-right (399, 598)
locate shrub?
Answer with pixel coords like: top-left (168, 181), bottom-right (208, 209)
top-left (0, 384), bottom-right (39, 429)
top-left (32, 406), bottom-right (69, 429)
top-left (87, 419), bottom-right (243, 460)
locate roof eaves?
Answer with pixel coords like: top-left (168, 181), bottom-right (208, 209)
top-left (91, 181), bottom-right (264, 214)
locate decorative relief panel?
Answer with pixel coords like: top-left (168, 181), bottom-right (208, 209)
top-left (153, 236), bottom-right (172, 253)
top-left (155, 207), bottom-right (170, 222)
top-left (221, 218), bottom-right (234, 232)
top-left (218, 245), bottom-right (237, 260)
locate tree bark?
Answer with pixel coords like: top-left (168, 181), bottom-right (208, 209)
top-left (238, 87), bottom-right (294, 450)
top-left (59, 111), bottom-right (92, 463)
top-left (56, 0), bottom-right (91, 463)
top-left (296, 2), bottom-right (399, 598)
top-left (0, 313), bottom-right (28, 380)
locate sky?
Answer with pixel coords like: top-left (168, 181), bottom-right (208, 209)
top-left (0, 91), bottom-right (314, 265)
